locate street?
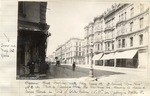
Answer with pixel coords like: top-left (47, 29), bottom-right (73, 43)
top-left (48, 64), bottom-right (147, 81)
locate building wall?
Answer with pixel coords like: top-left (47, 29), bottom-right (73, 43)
top-left (115, 3), bottom-right (149, 68)
top-left (17, 2), bottom-right (49, 76)
top-left (55, 38), bottom-right (84, 64)
top-left (84, 3), bottom-right (149, 68)
top-left (84, 23), bottom-right (94, 65)
top-left (19, 2), bottom-right (40, 23)
top-left (55, 45), bottom-right (62, 61)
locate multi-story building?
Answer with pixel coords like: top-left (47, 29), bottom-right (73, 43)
top-left (55, 38), bottom-right (84, 64)
top-left (84, 23), bottom-right (94, 65)
top-left (92, 15), bottom-right (105, 65)
top-left (65, 38), bottom-right (84, 64)
top-left (17, 1), bottom-right (50, 76)
top-left (61, 44), bottom-right (66, 63)
top-left (101, 4), bottom-right (117, 67)
top-left (55, 45), bottom-right (62, 62)
top-left (114, 3), bottom-right (149, 68)
top-left (85, 3), bottom-right (149, 68)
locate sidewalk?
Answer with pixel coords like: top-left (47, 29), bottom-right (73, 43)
top-left (63, 63), bottom-right (147, 74)
top-left (79, 64), bottom-right (147, 73)
top-left (61, 63), bottom-right (147, 81)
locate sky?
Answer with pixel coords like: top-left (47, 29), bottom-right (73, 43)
top-left (46, 0), bottom-right (114, 56)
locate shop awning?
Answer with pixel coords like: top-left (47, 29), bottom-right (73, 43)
top-left (92, 53), bottom-right (103, 60)
top-left (115, 50), bottom-right (138, 59)
top-left (101, 53), bottom-right (115, 60)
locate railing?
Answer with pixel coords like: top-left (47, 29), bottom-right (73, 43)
top-left (116, 20), bottom-right (126, 27)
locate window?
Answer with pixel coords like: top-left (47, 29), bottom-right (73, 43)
top-left (118, 39), bottom-right (121, 48)
top-left (139, 17), bottom-right (144, 28)
top-left (108, 42), bottom-right (110, 50)
top-left (97, 44), bottom-right (100, 50)
top-left (112, 43), bottom-right (114, 50)
top-left (124, 12), bottom-right (126, 20)
top-left (76, 47), bottom-right (78, 51)
top-left (105, 43), bottom-right (107, 50)
top-left (121, 13), bottom-right (124, 21)
top-left (139, 34), bottom-right (143, 45)
top-left (79, 52), bottom-right (81, 56)
top-left (76, 42), bottom-right (78, 46)
top-left (79, 42), bottom-right (81, 46)
top-left (76, 52), bottom-right (78, 56)
top-left (95, 45), bottom-right (97, 51)
top-left (122, 39), bottom-right (125, 48)
top-left (79, 47), bottom-right (81, 51)
top-left (101, 43), bottom-right (103, 50)
top-left (130, 22), bottom-right (133, 32)
top-left (130, 7), bottom-right (134, 17)
top-left (130, 37), bottom-right (133, 47)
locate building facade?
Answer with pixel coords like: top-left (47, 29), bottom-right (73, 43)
top-left (84, 3), bottom-right (149, 68)
top-left (114, 3), bottom-right (149, 68)
top-left (17, 2), bottom-right (50, 76)
top-left (93, 15), bottom-right (105, 65)
top-left (84, 23), bottom-right (94, 65)
top-left (55, 38), bottom-right (84, 64)
top-left (55, 45), bottom-right (62, 62)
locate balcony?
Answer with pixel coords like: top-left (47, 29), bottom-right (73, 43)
top-left (104, 26), bottom-right (114, 32)
top-left (116, 20), bottom-right (126, 27)
top-left (18, 20), bottom-right (50, 35)
top-left (94, 38), bottom-right (103, 44)
top-left (94, 50), bottom-right (103, 54)
top-left (104, 38), bottom-right (114, 42)
top-left (89, 32), bottom-right (94, 36)
top-left (104, 49), bottom-right (115, 54)
top-left (94, 30), bottom-right (103, 34)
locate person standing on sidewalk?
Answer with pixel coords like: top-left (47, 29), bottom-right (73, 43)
top-left (72, 61), bottom-right (76, 71)
top-left (27, 60), bottom-right (35, 75)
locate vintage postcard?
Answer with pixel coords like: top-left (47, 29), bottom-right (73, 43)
top-left (0, 0), bottom-right (150, 96)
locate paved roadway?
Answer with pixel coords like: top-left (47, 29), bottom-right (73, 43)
top-left (48, 64), bottom-right (147, 81)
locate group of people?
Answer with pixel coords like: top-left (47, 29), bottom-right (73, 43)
top-left (27, 60), bottom-right (49, 75)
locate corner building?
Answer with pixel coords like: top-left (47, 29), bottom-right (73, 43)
top-left (17, 2), bottom-right (50, 76)
top-left (85, 3), bottom-right (149, 68)
top-left (114, 4), bottom-right (149, 68)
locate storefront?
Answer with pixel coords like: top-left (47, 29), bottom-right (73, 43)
top-left (92, 53), bottom-right (103, 66)
top-left (115, 50), bottom-right (138, 68)
top-left (101, 53), bottom-right (115, 66)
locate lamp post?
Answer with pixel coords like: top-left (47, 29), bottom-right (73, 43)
top-left (89, 45), bottom-right (94, 78)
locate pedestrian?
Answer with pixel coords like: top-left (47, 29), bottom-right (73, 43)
top-left (56, 60), bottom-right (60, 66)
top-left (72, 61), bottom-right (76, 71)
top-left (27, 60), bottom-right (35, 75)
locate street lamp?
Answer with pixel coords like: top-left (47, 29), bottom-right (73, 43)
top-left (89, 45), bottom-right (94, 78)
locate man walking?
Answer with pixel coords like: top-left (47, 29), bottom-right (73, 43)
top-left (72, 61), bottom-right (76, 71)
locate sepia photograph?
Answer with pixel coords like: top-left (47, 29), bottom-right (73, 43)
top-left (16, 1), bottom-right (149, 82)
